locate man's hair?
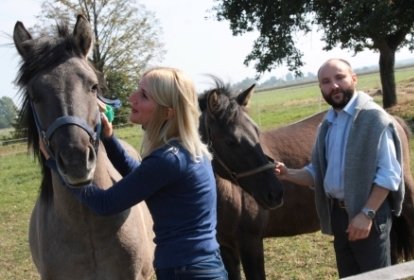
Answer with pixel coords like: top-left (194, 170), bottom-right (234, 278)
top-left (317, 58), bottom-right (353, 79)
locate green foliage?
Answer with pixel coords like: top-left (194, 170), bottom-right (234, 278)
top-left (0, 96), bottom-right (17, 129)
top-left (105, 70), bottom-right (137, 125)
top-left (313, 0), bottom-right (414, 52)
top-left (213, 0), bottom-right (414, 74)
top-left (213, 0), bottom-right (414, 108)
top-left (36, 0), bottom-right (166, 123)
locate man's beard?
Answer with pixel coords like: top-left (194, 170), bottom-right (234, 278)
top-left (322, 88), bottom-right (354, 109)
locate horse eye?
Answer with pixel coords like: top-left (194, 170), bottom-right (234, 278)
top-left (91, 84), bottom-right (99, 93)
top-left (29, 92), bottom-right (40, 103)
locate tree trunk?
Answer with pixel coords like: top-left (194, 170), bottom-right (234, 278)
top-left (378, 48), bottom-right (397, 108)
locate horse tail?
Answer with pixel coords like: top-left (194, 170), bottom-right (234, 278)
top-left (391, 213), bottom-right (414, 263)
top-left (390, 116), bottom-right (414, 263)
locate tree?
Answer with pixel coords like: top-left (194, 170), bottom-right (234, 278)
top-left (213, 0), bottom-right (414, 108)
top-left (36, 0), bottom-right (165, 123)
top-left (0, 96), bottom-right (17, 129)
top-left (285, 73), bottom-right (294, 82)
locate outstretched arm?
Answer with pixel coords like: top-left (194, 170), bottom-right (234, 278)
top-left (275, 162), bottom-right (314, 187)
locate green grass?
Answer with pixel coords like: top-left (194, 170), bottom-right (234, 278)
top-left (0, 153), bottom-right (39, 279)
top-left (250, 83), bottom-right (329, 129)
top-left (1, 66), bottom-right (414, 279)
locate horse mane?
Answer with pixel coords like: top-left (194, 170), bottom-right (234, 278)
top-left (199, 76), bottom-right (244, 125)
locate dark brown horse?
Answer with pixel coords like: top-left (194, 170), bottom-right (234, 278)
top-left (199, 81), bottom-right (284, 210)
top-left (199, 79), bottom-right (414, 280)
top-left (13, 15), bottom-right (154, 279)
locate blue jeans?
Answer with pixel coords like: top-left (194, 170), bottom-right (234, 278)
top-left (155, 250), bottom-right (228, 280)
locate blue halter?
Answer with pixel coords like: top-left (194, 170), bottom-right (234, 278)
top-left (31, 101), bottom-right (102, 160)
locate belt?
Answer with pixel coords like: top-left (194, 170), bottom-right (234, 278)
top-left (330, 198), bottom-right (346, 209)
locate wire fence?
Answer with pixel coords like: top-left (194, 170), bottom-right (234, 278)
top-left (0, 118), bottom-right (135, 157)
top-left (1, 137), bottom-right (26, 146)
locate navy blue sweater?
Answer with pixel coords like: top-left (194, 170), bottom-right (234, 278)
top-left (55, 136), bottom-right (219, 269)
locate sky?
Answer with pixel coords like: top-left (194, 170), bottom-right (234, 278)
top-left (1, 0), bottom-right (413, 106)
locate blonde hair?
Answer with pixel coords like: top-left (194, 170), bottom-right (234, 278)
top-left (140, 67), bottom-right (211, 161)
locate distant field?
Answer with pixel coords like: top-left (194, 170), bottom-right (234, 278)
top-left (1, 66), bottom-right (414, 279)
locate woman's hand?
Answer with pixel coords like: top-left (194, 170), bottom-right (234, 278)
top-left (100, 112), bottom-right (113, 138)
top-left (97, 98), bottom-right (114, 138)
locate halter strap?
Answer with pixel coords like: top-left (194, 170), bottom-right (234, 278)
top-left (31, 101), bottom-right (101, 160)
top-left (45, 115), bottom-right (98, 142)
top-left (202, 114), bottom-right (275, 184)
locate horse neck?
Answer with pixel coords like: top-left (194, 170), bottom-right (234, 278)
top-left (93, 144), bottom-right (122, 187)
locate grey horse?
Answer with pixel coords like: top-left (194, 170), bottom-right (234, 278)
top-left (13, 15), bottom-right (155, 280)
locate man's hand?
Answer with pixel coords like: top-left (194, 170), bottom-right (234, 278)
top-left (347, 213), bottom-right (372, 241)
top-left (275, 161), bottom-right (288, 180)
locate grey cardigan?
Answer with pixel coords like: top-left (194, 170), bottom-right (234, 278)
top-left (311, 92), bottom-right (405, 235)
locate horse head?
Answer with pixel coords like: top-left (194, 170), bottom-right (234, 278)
top-left (199, 78), bottom-right (284, 209)
top-left (14, 15), bottom-right (101, 186)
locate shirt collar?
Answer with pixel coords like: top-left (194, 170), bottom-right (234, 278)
top-left (326, 91), bottom-right (359, 123)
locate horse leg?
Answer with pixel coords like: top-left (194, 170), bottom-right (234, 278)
top-left (220, 244), bottom-right (242, 280)
top-left (239, 234), bottom-right (266, 280)
top-left (215, 176), bottom-right (244, 280)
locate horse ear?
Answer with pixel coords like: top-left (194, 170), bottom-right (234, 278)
top-left (237, 83), bottom-right (255, 107)
top-left (73, 14), bottom-right (93, 57)
top-left (13, 21), bottom-right (33, 59)
top-left (207, 90), bottom-right (220, 114)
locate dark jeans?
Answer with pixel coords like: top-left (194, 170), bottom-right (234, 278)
top-left (331, 200), bottom-right (392, 278)
top-left (155, 250), bottom-right (228, 280)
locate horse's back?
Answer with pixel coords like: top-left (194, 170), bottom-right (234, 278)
top-left (262, 111), bottom-right (324, 167)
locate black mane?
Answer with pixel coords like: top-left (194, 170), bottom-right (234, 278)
top-left (15, 23), bottom-right (80, 155)
top-left (16, 24), bottom-right (79, 88)
top-left (199, 76), bottom-right (242, 125)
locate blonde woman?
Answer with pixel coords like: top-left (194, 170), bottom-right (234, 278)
top-left (41, 67), bottom-right (228, 279)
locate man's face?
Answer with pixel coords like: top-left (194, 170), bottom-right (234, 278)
top-left (318, 60), bottom-right (357, 109)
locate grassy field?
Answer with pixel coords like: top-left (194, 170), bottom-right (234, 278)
top-left (1, 67), bottom-right (414, 279)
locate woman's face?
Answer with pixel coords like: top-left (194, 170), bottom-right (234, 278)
top-left (128, 76), bottom-right (157, 128)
